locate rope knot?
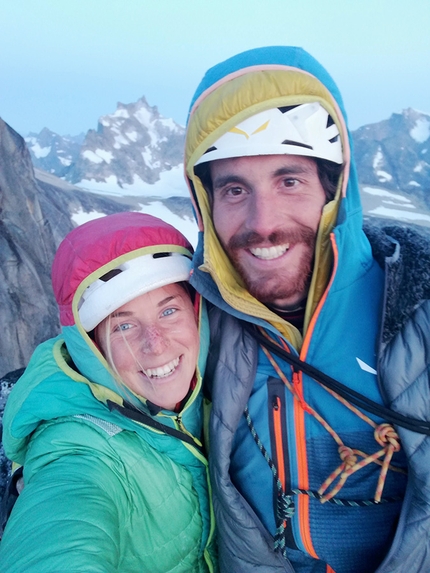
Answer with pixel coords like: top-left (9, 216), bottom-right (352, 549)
top-left (277, 492), bottom-right (295, 521)
top-left (338, 445), bottom-right (357, 468)
top-left (374, 423), bottom-right (401, 452)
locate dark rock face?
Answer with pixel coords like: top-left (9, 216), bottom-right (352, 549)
top-left (0, 118), bottom-right (137, 379)
top-left (0, 120), bottom-right (64, 377)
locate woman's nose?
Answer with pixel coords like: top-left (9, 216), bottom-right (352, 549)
top-left (141, 326), bottom-right (167, 355)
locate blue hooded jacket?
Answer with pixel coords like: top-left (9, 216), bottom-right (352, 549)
top-left (184, 46), bottom-right (430, 573)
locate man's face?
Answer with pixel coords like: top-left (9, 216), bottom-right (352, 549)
top-left (210, 154), bottom-right (326, 309)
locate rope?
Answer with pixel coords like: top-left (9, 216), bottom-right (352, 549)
top-left (244, 406), bottom-right (403, 557)
top-left (242, 321), bottom-right (430, 434)
top-left (245, 407), bottom-right (292, 557)
top-left (259, 329), bottom-right (406, 503)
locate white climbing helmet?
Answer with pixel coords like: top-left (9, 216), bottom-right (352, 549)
top-left (78, 251), bottom-right (192, 332)
top-left (194, 102), bottom-right (343, 165)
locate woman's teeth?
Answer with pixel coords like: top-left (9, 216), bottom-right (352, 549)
top-left (144, 357), bottom-right (180, 379)
top-left (250, 244), bottom-right (290, 260)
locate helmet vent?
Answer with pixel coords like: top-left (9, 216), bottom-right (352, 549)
top-left (326, 115), bottom-right (335, 128)
top-left (278, 105), bottom-right (299, 114)
top-left (202, 146), bottom-right (217, 155)
top-left (99, 269), bottom-right (123, 282)
top-left (281, 139), bottom-right (313, 150)
top-left (153, 252), bottom-right (172, 259)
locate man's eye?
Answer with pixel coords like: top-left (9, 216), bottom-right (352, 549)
top-left (282, 178), bottom-right (298, 187)
top-left (226, 186), bottom-right (244, 196)
top-left (162, 307), bottom-right (177, 317)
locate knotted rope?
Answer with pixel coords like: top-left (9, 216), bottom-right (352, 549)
top-left (260, 332), bottom-right (405, 504)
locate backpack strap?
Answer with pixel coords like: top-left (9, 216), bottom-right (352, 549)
top-left (242, 321), bottom-right (430, 435)
top-left (107, 400), bottom-right (205, 454)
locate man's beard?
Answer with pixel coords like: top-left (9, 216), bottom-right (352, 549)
top-left (224, 227), bottom-right (316, 308)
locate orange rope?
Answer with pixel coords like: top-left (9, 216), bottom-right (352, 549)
top-left (260, 336), bottom-right (405, 504)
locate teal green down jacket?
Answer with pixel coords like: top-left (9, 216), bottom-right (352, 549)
top-left (0, 213), bottom-right (217, 573)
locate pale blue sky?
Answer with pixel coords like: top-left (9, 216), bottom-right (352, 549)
top-left (1, 0), bottom-right (429, 136)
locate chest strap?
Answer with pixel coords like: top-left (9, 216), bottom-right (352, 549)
top-left (243, 321), bottom-right (430, 435)
top-left (107, 400), bottom-right (205, 455)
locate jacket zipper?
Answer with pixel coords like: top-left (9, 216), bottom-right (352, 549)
top-left (291, 233), bottom-right (340, 560)
top-left (268, 377), bottom-right (298, 550)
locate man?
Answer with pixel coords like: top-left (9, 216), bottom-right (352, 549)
top-left (184, 46), bottom-right (430, 573)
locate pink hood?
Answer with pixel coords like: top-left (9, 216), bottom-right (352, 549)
top-left (52, 212), bottom-right (193, 328)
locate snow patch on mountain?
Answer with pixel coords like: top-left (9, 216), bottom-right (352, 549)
top-left (362, 187), bottom-right (412, 202)
top-left (361, 186), bottom-right (430, 226)
top-left (410, 117), bottom-right (430, 143)
top-left (71, 201), bottom-right (197, 247)
top-left (369, 206), bottom-right (430, 223)
top-left (77, 164), bottom-right (187, 198)
top-left (31, 142), bottom-right (51, 158)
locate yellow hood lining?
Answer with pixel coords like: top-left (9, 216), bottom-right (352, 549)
top-left (186, 70), bottom-right (345, 348)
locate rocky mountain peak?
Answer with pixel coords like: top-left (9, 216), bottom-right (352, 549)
top-left (25, 129), bottom-right (84, 177)
top-left (24, 95), bottom-right (186, 193)
top-left (352, 108), bottom-right (430, 205)
top-left (65, 96), bottom-right (185, 188)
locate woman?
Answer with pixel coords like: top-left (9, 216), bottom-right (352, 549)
top-left (0, 212), bottom-right (217, 573)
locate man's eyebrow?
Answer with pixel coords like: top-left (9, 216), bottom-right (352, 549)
top-left (272, 164), bottom-right (314, 177)
top-left (212, 163), bottom-right (315, 189)
top-left (212, 174), bottom-right (246, 189)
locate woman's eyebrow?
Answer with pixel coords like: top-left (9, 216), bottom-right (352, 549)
top-left (157, 295), bottom-right (177, 307)
top-left (110, 295), bottom-right (179, 317)
top-left (111, 310), bottom-right (133, 318)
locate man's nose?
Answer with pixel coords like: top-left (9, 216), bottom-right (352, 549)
top-left (141, 326), bottom-right (167, 355)
top-left (246, 192), bottom-right (282, 236)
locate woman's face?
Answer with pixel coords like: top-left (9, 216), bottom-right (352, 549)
top-left (95, 283), bottom-right (199, 410)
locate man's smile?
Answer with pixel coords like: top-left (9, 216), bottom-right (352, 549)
top-left (249, 244), bottom-right (290, 260)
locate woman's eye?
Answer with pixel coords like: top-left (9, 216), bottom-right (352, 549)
top-left (114, 323), bottom-right (133, 332)
top-left (162, 307), bottom-right (177, 317)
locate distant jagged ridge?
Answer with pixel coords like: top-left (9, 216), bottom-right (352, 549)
top-left (26, 96), bottom-right (185, 189)
top-left (26, 104), bottom-right (430, 203)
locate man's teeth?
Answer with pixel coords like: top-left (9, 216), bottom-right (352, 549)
top-left (250, 244), bottom-right (290, 260)
top-left (144, 357), bottom-right (180, 379)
